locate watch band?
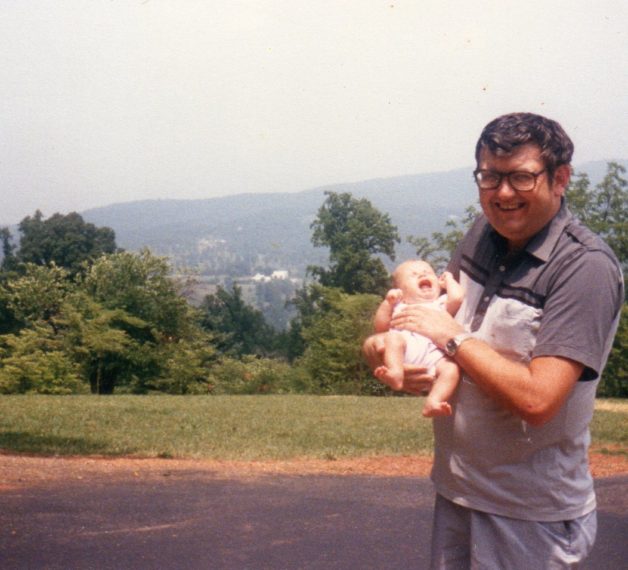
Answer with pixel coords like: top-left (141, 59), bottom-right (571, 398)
top-left (444, 332), bottom-right (473, 357)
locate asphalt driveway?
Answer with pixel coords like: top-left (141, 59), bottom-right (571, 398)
top-left (2, 471), bottom-right (627, 569)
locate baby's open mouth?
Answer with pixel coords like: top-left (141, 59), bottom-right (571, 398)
top-left (419, 279), bottom-right (432, 290)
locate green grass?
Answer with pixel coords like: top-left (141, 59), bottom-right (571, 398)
top-left (0, 395), bottom-right (434, 460)
top-left (0, 395), bottom-right (625, 460)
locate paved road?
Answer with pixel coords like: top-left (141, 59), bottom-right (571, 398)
top-left (2, 471), bottom-right (626, 569)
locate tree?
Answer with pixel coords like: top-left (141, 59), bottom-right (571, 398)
top-left (0, 227), bottom-right (17, 272)
top-left (567, 162), bottom-right (627, 273)
top-left (80, 250), bottom-right (203, 393)
top-left (16, 210), bottom-right (117, 275)
top-left (199, 285), bottom-right (277, 357)
top-left (3, 263), bottom-right (71, 333)
top-left (408, 204), bottom-right (480, 272)
top-left (83, 249), bottom-right (193, 341)
top-left (596, 304), bottom-right (628, 397)
top-left (298, 287), bottom-right (385, 394)
top-left (309, 192), bottom-right (400, 295)
top-left (0, 326), bottom-right (85, 395)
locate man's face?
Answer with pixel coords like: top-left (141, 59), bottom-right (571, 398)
top-left (477, 143), bottom-right (569, 250)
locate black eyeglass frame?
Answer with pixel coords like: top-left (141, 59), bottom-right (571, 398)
top-left (473, 169), bottom-right (547, 192)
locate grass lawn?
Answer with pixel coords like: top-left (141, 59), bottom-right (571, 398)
top-left (0, 395), bottom-right (625, 460)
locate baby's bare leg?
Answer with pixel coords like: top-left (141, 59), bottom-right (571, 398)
top-left (371, 331), bottom-right (406, 391)
top-left (422, 358), bottom-right (460, 417)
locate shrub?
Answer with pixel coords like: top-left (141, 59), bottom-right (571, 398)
top-left (208, 356), bottom-right (311, 395)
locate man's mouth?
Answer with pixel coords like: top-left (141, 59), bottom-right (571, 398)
top-left (495, 202), bottom-right (525, 212)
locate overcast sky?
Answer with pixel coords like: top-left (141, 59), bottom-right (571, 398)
top-left (1, 1), bottom-right (626, 225)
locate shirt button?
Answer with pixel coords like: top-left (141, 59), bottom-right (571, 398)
top-left (483, 296), bottom-right (490, 302)
top-left (499, 265), bottom-right (506, 272)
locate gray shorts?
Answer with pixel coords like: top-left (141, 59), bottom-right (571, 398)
top-left (430, 494), bottom-right (597, 569)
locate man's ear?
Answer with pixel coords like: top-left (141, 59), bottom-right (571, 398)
top-left (552, 164), bottom-right (571, 196)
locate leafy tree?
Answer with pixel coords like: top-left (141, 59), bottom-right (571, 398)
top-left (148, 336), bottom-right (216, 394)
top-left (15, 210), bottom-right (117, 275)
top-left (596, 304), bottom-right (627, 397)
top-left (83, 249), bottom-right (193, 341)
top-left (2, 263), bottom-right (71, 333)
top-left (284, 283), bottom-right (328, 361)
top-left (255, 278), bottom-right (298, 331)
top-left (567, 162), bottom-right (627, 273)
top-left (309, 192), bottom-right (400, 295)
top-left (60, 293), bottom-right (148, 394)
top-left (408, 204), bottom-right (480, 272)
top-left (298, 287), bottom-right (385, 394)
top-left (80, 250), bottom-right (202, 393)
top-left (208, 355), bottom-right (310, 395)
top-left (199, 285), bottom-right (276, 357)
top-left (0, 227), bottom-right (17, 272)
top-left (0, 326), bottom-right (85, 394)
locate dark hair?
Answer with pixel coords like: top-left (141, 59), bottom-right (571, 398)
top-left (475, 113), bottom-right (574, 177)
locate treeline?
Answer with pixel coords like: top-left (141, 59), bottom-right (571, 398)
top-left (0, 162), bottom-right (626, 397)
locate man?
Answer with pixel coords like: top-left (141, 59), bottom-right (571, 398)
top-left (367, 113), bottom-right (624, 568)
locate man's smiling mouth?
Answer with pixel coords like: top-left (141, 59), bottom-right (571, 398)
top-left (496, 202), bottom-right (525, 211)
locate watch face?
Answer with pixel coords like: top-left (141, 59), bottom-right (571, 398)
top-left (445, 339), bottom-right (457, 355)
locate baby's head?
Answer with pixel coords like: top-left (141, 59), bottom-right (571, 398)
top-left (392, 260), bottom-right (441, 303)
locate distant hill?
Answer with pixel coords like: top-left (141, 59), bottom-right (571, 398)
top-left (82, 160), bottom-right (625, 277)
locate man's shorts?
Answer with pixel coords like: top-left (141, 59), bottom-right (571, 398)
top-left (430, 494), bottom-right (597, 569)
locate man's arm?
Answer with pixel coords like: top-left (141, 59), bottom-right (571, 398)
top-left (389, 305), bottom-right (583, 426)
top-left (454, 339), bottom-right (582, 426)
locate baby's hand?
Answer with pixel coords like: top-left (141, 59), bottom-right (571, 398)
top-left (439, 272), bottom-right (454, 289)
top-left (385, 288), bottom-right (403, 305)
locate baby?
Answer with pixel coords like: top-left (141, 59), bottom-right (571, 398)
top-left (363, 260), bottom-right (464, 417)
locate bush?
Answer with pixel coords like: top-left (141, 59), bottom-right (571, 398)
top-left (208, 356), bottom-right (311, 395)
top-left (0, 329), bottom-right (86, 394)
top-left (597, 304), bottom-right (628, 398)
top-left (299, 288), bottom-right (384, 395)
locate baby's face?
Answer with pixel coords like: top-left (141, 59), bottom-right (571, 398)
top-left (395, 261), bottom-right (441, 302)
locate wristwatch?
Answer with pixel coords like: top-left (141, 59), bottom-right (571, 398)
top-left (444, 332), bottom-right (473, 357)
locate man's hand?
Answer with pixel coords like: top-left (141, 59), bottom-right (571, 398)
top-left (390, 303), bottom-right (464, 349)
top-left (400, 364), bottom-right (435, 396)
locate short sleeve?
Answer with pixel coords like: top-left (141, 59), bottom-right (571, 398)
top-left (533, 249), bottom-right (623, 379)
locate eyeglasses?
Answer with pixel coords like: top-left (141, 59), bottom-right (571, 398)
top-left (473, 169), bottom-right (546, 192)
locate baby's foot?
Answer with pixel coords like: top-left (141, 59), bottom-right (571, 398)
top-left (374, 365), bottom-right (403, 390)
top-left (422, 400), bottom-right (453, 417)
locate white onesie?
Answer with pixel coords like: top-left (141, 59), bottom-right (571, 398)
top-left (392, 296), bottom-right (447, 376)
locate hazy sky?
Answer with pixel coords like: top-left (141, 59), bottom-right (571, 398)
top-left (1, 1), bottom-right (626, 225)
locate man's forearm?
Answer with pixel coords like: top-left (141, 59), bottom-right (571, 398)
top-left (452, 338), bottom-right (582, 426)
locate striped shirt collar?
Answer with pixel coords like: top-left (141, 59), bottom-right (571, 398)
top-left (487, 199), bottom-right (572, 263)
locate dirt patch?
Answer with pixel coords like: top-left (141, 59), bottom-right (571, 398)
top-left (1, 448), bottom-right (626, 491)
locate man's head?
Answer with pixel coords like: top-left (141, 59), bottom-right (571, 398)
top-left (475, 112), bottom-right (573, 179)
top-left (393, 260), bottom-right (440, 303)
top-left (474, 113), bottom-right (573, 250)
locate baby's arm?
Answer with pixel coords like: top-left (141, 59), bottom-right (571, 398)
top-left (373, 289), bottom-right (403, 333)
top-left (440, 272), bottom-right (464, 316)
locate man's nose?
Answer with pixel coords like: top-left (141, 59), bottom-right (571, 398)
top-left (495, 176), bottom-right (517, 196)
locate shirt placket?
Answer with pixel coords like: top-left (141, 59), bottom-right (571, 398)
top-left (470, 258), bottom-right (509, 332)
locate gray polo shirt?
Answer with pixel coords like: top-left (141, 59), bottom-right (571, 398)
top-left (432, 201), bottom-right (624, 522)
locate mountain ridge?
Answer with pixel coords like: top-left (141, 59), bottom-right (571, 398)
top-left (81, 160), bottom-right (625, 276)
